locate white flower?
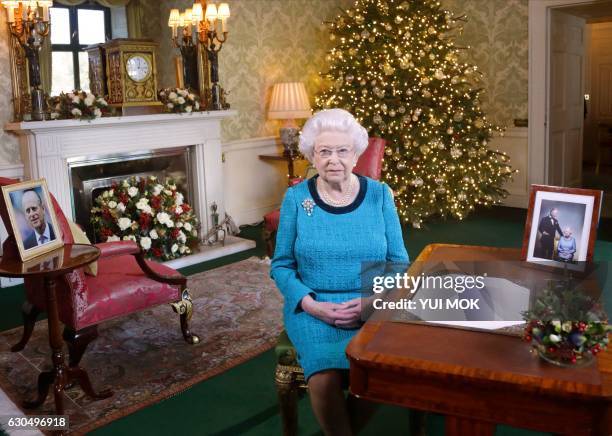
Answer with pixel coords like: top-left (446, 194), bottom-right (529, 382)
top-left (191, 230), bottom-right (198, 237)
top-left (177, 97), bottom-right (186, 105)
top-left (106, 235), bottom-right (121, 242)
top-left (166, 220), bottom-right (175, 228)
top-left (156, 212), bottom-right (170, 225)
top-left (175, 205), bottom-right (183, 215)
top-left (118, 217), bottom-right (132, 231)
top-left (195, 101), bottom-right (200, 110)
top-left (93, 108), bottom-right (102, 118)
top-left (98, 98), bottom-right (108, 106)
top-left (167, 102), bottom-right (174, 109)
top-left (102, 191), bottom-right (109, 198)
top-left (122, 180), bottom-right (129, 187)
top-left (149, 229), bottom-right (159, 239)
top-left (128, 186), bottom-right (139, 197)
top-left (140, 236), bottom-right (152, 250)
top-left (122, 235), bottom-right (137, 242)
top-left (71, 108), bottom-right (82, 117)
top-left (175, 192), bottom-right (184, 205)
top-left (164, 189), bottom-right (172, 196)
top-left (184, 222), bottom-right (192, 232)
top-left (136, 198), bottom-right (149, 209)
top-left (117, 202), bottom-right (126, 213)
top-left (178, 89), bottom-right (188, 96)
top-left (109, 189), bottom-right (114, 196)
top-left (549, 334), bottom-right (561, 343)
top-left (177, 231), bottom-right (187, 243)
top-left (108, 200), bottom-right (118, 209)
top-left (142, 205), bottom-right (153, 215)
top-left (168, 92), bottom-right (178, 100)
top-left (84, 96), bottom-right (95, 106)
top-left (188, 93), bottom-right (195, 100)
top-left (171, 243), bottom-right (178, 253)
top-left (152, 184), bottom-right (163, 196)
top-left (185, 106), bottom-right (192, 113)
top-left (50, 112), bottom-right (59, 119)
top-left (67, 92), bottom-right (75, 99)
top-left (179, 245), bottom-right (187, 254)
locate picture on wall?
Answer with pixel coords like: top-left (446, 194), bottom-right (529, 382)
top-left (1, 179), bottom-right (63, 261)
top-left (522, 185), bottom-right (602, 269)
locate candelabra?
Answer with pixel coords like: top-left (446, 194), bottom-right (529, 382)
top-left (168, 1), bottom-right (230, 110)
top-left (168, 8), bottom-right (199, 92)
top-left (2, 0), bottom-right (53, 121)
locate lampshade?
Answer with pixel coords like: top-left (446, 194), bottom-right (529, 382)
top-left (184, 7), bottom-right (192, 24)
top-left (205, 3), bottom-right (217, 22)
top-left (268, 82), bottom-right (311, 120)
top-left (191, 3), bottom-right (203, 22)
top-left (217, 3), bottom-right (230, 19)
top-left (178, 12), bottom-right (185, 27)
top-left (38, 0), bottom-right (52, 6)
top-left (1, 0), bottom-right (19, 7)
top-left (168, 8), bottom-right (180, 27)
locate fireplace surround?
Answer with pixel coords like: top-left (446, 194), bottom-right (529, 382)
top-left (5, 111), bottom-right (255, 267)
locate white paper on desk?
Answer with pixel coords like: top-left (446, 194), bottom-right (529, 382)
top-left (406, 275), bottom-right (531, 329)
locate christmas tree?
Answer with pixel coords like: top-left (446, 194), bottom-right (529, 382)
top-left (316, 0), bottom-right (515, 228)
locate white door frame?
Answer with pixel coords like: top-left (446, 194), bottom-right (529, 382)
top-left (528, 0), bottom-right (598, 186)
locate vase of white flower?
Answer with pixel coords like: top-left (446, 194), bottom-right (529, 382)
top-left (49, 90), bottom-right (110, 121)
top-left (158, 88), bottom-right (201, 114)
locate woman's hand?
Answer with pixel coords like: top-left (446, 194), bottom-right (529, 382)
top-left (301, 295), bottom-right (357, 326)
top-left (333, 297), bottom-right (365, 329)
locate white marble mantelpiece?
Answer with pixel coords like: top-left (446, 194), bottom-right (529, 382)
top-left (4, 111), bottom-right (255, 259)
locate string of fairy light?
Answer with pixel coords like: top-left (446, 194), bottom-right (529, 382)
top-left (315, 0), bottom-right (515, 228)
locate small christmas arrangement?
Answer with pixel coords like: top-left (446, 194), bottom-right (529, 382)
top-left (90, 176), bottom-right (199, 261)
top-left (522, 278), bottom-right (610, 367)
top-left (158, 88), bottom-right (201, 114)
top-left (49, 91), bottom-right (109, 121)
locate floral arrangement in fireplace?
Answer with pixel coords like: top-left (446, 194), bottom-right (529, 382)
top-left (158, 88), bottom-right (201, 114)
top-left (90, 176), bottom-right (199, 261)
top-left (49, 91), bottom-right (110, 121)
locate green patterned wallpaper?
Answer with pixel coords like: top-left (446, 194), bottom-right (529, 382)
top-left (0, 0), bottom-right (528, 165)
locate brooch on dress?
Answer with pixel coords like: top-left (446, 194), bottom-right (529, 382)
top-left (301, 198), bottom-right (315, 216)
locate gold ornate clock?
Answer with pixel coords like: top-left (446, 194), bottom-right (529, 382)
top-left (100, 39), bottom-right (162, 114)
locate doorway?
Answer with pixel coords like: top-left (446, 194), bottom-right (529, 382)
top-left (529, 0), bottom-right (612, 219)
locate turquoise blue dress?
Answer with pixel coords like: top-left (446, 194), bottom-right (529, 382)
top-left (270, 175), bottom-right (409, 379)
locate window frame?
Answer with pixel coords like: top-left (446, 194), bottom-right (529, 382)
top-left (50, 3), bottom-right (112, 91)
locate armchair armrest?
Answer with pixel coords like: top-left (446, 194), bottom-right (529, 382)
top-left (96, 241), bottom-right (141, 258)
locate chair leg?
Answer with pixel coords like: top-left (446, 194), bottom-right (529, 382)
top-left (275, 364), bottom-right (299, 436)
top-left (170, 288), bottom-right (200, 345)
top-left (63, 325), bottom-right (98, 367)
top-left (11, 301), bottom-right (41, 352)
top-left (262, 227), bottom-right (276, 259)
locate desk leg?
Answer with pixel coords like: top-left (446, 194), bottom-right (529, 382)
top-left (23, 277), bottom-right (66, 413)
top-left (23, 277), bottom-right (112, 413)
top-left (445, 415), bottom-right (495, 436)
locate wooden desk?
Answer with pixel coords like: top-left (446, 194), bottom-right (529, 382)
top-left (346, 244), bottom-right (612, 436)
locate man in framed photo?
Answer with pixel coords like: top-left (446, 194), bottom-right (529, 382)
top-left (21, 189), bottom-right (56, 249)
top-left (537, 207), bottom-right (563, 260)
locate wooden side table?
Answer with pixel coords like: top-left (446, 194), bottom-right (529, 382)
top-left (259, 153), bottom-right (306, 186)
top-left (0, 244), bottom-right (111, 419)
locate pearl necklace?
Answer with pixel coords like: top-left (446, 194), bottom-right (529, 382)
top-left (318, 175), bottom-right (357, 207)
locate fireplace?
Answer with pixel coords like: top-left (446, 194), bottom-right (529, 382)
top-left (69, 148), bottom-right (193, 241)
top-left (6, 111), bottom-right (256, 269)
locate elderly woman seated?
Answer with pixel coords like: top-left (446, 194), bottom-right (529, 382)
top-left (270, 108), bottom-right (409, 435)
top-left (556, 226), bottom-right (577, 262)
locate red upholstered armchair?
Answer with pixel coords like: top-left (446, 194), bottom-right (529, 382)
top-left (0, 177), bottom-right (198, 403)
top-left (263, 137), bottom-right (386, 257)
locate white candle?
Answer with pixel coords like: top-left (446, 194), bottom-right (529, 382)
top-left (42, 5), bottom-right (49, 22)
top-left (221, 18), bottom-right (227, 33)
top-left (172, 25), bottom-right (178, 39)
top-left (7, 7), bottom-right (15, 23)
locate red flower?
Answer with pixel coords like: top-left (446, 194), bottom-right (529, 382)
top-left (102, 208), bottom-right (112, 220)
top-left (139, 213), bottom-right (151, 230)
top-left (119, 193), bottom-right (129, 205)
top-left (101, 227), bottom-right (113, 237)
top-left (171, 228), bottom-right (180, 239)
top-left (182, 204), bottom-right (191, 213)
top-left (151, 196), bottom-right (161, 210)
top-left (151, 247), bottom-right (163, 258)
top-left (111, 182), bottom-right (118, 190)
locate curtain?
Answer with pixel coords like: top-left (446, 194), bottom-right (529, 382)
top-left (42, 0), bottom-right (144, 94)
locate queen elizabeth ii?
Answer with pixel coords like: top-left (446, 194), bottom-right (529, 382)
top-left (270, 108), bottom-right (409, 434)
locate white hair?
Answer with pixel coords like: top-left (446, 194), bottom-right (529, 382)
top-left (298, 108), bottom-right (369, 161)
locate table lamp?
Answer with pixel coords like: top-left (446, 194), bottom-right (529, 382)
top-left (268, 82), bottom-right (311, 157)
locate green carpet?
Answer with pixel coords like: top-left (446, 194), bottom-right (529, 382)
top-left (1, 206), bottom-right (610, 436)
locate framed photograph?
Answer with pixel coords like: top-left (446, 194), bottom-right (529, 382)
top-left (1, 179), bottom-right (63, 261)
top-left (521, 185), bottom-right (602, 269)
